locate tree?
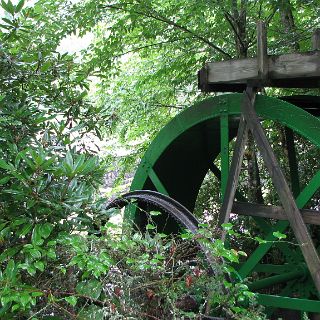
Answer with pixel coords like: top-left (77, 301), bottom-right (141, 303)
top-left (0, 0), bottom-right (108, 316)
top-left (66, 0), bottom-right (320, 176)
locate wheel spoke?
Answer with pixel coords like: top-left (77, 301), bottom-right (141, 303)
top-left (238, 169), bottom-right (320, 279)
top-left (149, 167), bottom-right (169, 195)
top-left (220, 109), bottom-right (229, 200)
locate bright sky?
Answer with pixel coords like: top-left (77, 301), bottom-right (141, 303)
top-left (57, 32), bottom-right (94, 56)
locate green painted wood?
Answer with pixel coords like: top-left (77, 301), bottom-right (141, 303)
top-left (238, 170), bottom-right (320, 279)
top-left (256, 294), bottom-right (320, 312)
top-left (220, 110), bottom-right (229, 200)
top-left (219, 115), bottom-right (248, 226)
top-left (250, 263), bottom-right (295, 274)
top-left (148, 167), bottom-right (169, 195)
top-left (131, 95), bottom-right (320, 190)
top-left (249, 268), bottom-right (306, 291)
top-left (128, 94), bottom-right (320, 293)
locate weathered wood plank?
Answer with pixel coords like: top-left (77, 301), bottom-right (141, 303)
top-left (257, 21), bottom-right (268, 79)
top-left (269, 51), bottom-right (320, 79)
top-left (241, 90), bottom-right (320, 294)
top-left (232, 201), bottom-right (320, 225)
top-left (206, 51), bottom-right (320, 83)
top-left (206, 58), bottom-right (258, 83)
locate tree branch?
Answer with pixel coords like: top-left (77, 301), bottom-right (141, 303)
top-left (101, 3), bottom-right (232, 59)
top-left (114, 36), bottom-right (193, 59)
top-left (224, 12), bottom-right (246, 51)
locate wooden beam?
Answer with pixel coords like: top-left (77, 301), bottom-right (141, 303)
top-left (206, 51), bottom-right (320, 83)
top-left (198, 51), bottom-right (320, 91)
top-left (232, 201), bottom-right (320, 226)
top-left (241, 90), bottom-right (320, 294)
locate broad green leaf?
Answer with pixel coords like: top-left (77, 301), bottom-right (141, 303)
top-left (19, 222), bottom-right (33, 237)
top-left (5, 259), bottom-right (16, 279)
top-left (78, 305), bottom-right (104, 320)
top-left (0, 159), bottom-right (11, 170)
top-left (273, 231), bottom-right (287, 240)
top-left (15, 0), bottom-right (25, 13)
top-left (65, 151), bottom-right (73, 168)
top-left (31, 225), bottom-right (43, 246)
top-left (221, 223), bottom-right (233, 231)
top-left (0, 176), bottom-right (10, 185)
top-left (40, 223), bottom-right (53, 239)
top-left (146, 223), bottom-right (156, 230)
top-left (1, 0), bottom-right (15, 15)
top-left (34, 261), bottom-right (44, 272)
top-left (0, 247), bottom-right (20, 263)
top-left (76, 280), bottom-right (102, 299)
top-left (64, 296), bottom-right (77, 306)
top-left (149, 210), bottom-right (161, 216)
top-left (19, 293), bottom-right (31, 307)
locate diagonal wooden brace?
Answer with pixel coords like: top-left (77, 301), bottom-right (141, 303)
top-left (218, 89), bottom-right (253, 227)
top-left (241, 89), bottom-right (320, 294)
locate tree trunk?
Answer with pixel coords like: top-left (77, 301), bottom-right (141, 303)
top-left (279, 0), bottom-right (300, 50)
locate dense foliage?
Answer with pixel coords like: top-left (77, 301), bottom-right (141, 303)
top-left (0, 0), bottom-right (319, 318)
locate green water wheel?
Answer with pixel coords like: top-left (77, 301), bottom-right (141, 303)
top-left (127, 94), bottom-right (320, 318)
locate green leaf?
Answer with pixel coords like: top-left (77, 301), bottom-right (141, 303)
top-left (5, 259), bottom-right (16, 279)
top-left (1, 0), bottom-right (15, 15)
top-left (26, 264), bottom-right (36, 276)
top-left (34, 261), bottom-right (44, 272)
top-left (0, 247), bottom-right (20, 262)
top-left (46, 248), bottom-right (56, 259)
top-left (76, 280), bottom-right (102, 300)
top-left (78, 305), bottom-right (104, 320)
top-left (255, 236), bottom-right (267, 244)
top-left (149, 210), bottom-right (161, 216)
top-left (0, 159), bottom-right (11, 170)
top-left (15, 0), bottom-right (25, 13)
top-left (146, 223), bottom-right (156, 230)
top-left (64, 296), bottom-right (77, 306)
top-left (19, 222), bottom-right (33, 237)
top-left (40, 223), bottom-right (53, 239)
top-left (11, 304), bottom-right (20, 312)
top-left (221, 223), bottom-right (233, 231)
top-left (65, 151), bottom-right (73, 169)
top-left (29, 249), bottom-right (41, 259)
top-left (32, 225), bottom-right (43, 246)
top-left (273, 231), bottom-right (287, 240)
top-left (0, 176), bottom-right (11, 185)
top-left (19, 293), bottom-right (31, 307)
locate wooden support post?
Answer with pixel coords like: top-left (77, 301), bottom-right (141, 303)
top-left (312, 28), bottom-right (320, 50)
top-left (241, 90), bottom-right (320, 294)
top-left (257, 21), bottom-right (268, 79)
top-left (218, 91), bottom-right (253, 226)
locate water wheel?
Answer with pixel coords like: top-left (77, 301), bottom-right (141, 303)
top-left (123, 93), bottom-right (320, 318)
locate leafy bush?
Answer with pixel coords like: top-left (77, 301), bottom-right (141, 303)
top-left (1, 215), bottom-right (266, 319)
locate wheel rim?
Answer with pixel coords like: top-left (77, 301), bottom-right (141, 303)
top-left (129, 93), bottom-right (320, 314)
